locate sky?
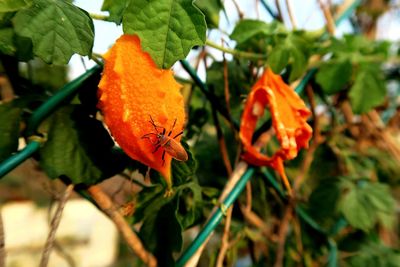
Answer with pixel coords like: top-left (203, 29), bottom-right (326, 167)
top-left (68, 0), bottom-right (399, 80)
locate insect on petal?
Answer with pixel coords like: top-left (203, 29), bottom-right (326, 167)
top-left (98, 34), bottom-right (185, 188)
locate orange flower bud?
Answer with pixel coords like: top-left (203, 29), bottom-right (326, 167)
top-left (98, 35), bottom-right (185, 189)
top-left (240, 68), bottom-right (312, 192)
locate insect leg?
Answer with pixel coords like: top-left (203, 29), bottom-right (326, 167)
top-left (172, 131), bottom-right (183, 139)
top-left (162, 150), bottom-right (166, 166)
top-left (152, 145), bottom-right (161, 153)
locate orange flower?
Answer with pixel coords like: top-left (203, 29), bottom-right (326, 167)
top-left (98, 35), bottom-right (185, 189)
top-left (239, 68), bottom-right (312, 193)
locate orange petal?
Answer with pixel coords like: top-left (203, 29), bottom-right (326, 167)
top-left (239, 68), bottom-right (312, 186)
top-left (98, 34), bottom-right (185, 188)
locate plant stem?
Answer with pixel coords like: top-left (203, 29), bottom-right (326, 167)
top-left (205, 40), bottom-right (267, 60)
top-left (89, 13), bottom-right (109, 21)
top-left (87, 185), bottom-right (157, 267)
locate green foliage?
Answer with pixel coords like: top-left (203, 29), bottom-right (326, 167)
top-left (0, 102), bottom-right (22, 161)
top-left (0, 28), bottom-right (15, 55)
top-left (349, 64), bottom-right (386, 114)
top-left (338, 180), bottom-right (395, 231)
top-left (13, 0), bottom-right (94, 64)
top-left (123, 0), bottom-right (206, 68)
top-left (230, 19), bottom-right (285, 44)
top-left (316, 60), bottom-right (352, 94)
top-left (134, 181), bottom-right (204, 266)
top-left (194, 0), bottom-right (224, 28)
top-left (231, 20), bottom-right (312, 80)
top-left (101, 0), bottom-right (130, 24)
top-left (0, 0), bottom-right (31, 12)
top-left (38, 105), bottom-right (123, 185)
top-left (346, 244), bottom-right (400, 267)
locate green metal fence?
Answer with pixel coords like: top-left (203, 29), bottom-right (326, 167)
top-left (0, 1), bottom-right (360, 265)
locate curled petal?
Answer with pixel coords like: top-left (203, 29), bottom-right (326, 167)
top-left (240, 68), bottom-right (312, 190)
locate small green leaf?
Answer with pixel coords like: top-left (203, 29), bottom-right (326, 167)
top-left (0, 28), bottom-right (15, 55)
top-left (39, 105), bottom-right (121, 185)
top-left (0, 0), bottom-right (31, 12)
top-left (13, 0), bottom-right (94, 65)
top-left (194, 0), bottom-right (224, 28)
top-left (123, 0), bottom-right (206, 69)
top-left (101, 0), bottom-right (130, 24)
top-left (316, 60), bottom-right (352, 95)
top-left (230, 19), bottom-right (285, 44)
top-left (349, 65), bottom-right (386, 114)
top-left (268, 45), bottom-right (290, 74)
top-left (0, 102), bottom-right (22, 162)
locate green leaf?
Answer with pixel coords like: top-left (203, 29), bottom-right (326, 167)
top-left (0, 102), bottom-right (22, 162)
top-left (194, 0), bottom-right (224, 28)
top-left (140, 199), bottom-right (182, 266)
top-left (39, 105), bottom-right (123, 185)
top-left (0, 28), bottom-right (15, 55)
top-left (0, 0), bottom-right (31, 12)
top-left (287, 34), bottom-right (309, 81)
top-left (339, 180), bottom-right (396, 232)
top-left (176, 181), bottom-right (204, 229)
top-left (13, 0), bottom-right (94, 65)
top-left (134, 181), bottom-right (204, 265)
top-left (101, 0), bottom-right (130, 24)
top-left (339, 182), bottom-right (375, 232)
top-left (230, 19), bottom-right (283, 44)
top-left (349, 64), bottom-right (386, 114)
top-left (123, 0), bottom-right (206, 69)
top-left (309, 178), bottom-right (341, 222)
top-left (316, 60), bottom-right (352, 95)
top-left (268, 45), bottom-right (290, 74)
top-left (346, 241), bottom-right (400, 267)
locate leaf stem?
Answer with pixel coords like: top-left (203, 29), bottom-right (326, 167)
top-left (205, 40), bottom-right (267, 60)
top-left (89, 13), bottom-right (109, 21)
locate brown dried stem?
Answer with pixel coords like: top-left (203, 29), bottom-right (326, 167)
top-left (40, 184), bottom-right (74, 267)
top-left (231, 0), bottom-right (244, 19)
top-left (294, 85), bottom-right (324, 191)
top-left (87, 185), bottom-right (157, 267)
top-left (273, 204), bottom-right (293, 267)
top-left (0, 210), bottom-right (4, 267)
top-left (285, 0), bottom-right (297, 28)
top-left (274, 0), bottom-right (284, 22)
top-left (318, 0), bottom-right (336, 35)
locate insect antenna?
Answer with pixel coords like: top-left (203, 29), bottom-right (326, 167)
top-left (168, 119), bottom-right (177, 137)
top-left (149, 115), bottom-right (165, 133)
